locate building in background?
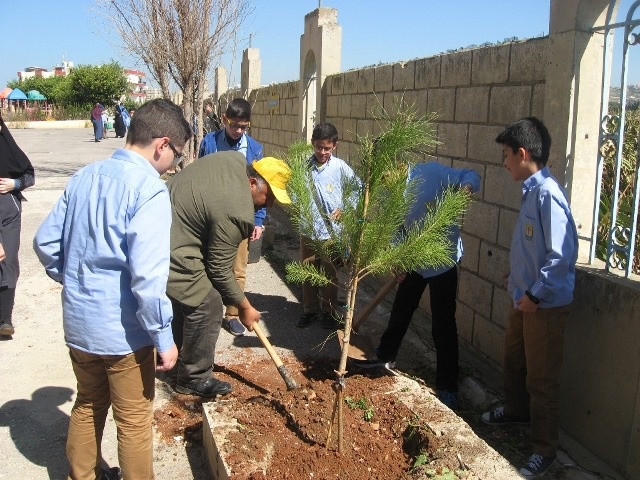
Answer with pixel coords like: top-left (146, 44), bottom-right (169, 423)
top-left (123, 68), bottom-right (147, 104)
top-left (17, 60), bottom-right (74, 81)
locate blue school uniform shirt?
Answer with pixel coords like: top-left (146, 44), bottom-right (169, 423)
top-left (33, 149), bottom-right (174, 355)
top-left (406, 162), bottom-right (481, 278)
top-left (198, 129), bottom-right (266, 226)
top-left (508, 166), bottom-right (578, 308)
top-left (309, 155), bottom-right (358, 240)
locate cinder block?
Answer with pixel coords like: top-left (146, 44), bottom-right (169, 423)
top-left (498, 208), bottom-right (518, 249)
top-left (344, 70), bottom-right (359, 94)
top-left (491, 287), bottom-right (512, 329)
top-left (326, 95), bottom-right (338, 117)
top-left (479, 242), bottom-right (510, 285)
top-left (532, 83), bottom-right (545, 119)
top-left (464, 201), bottom-right (499, 243)
top-left (441, 50), bottom-right (472, 87)
top-left (483, 164), bottom-right (521, 209)
top-left (337, 94), bottom-right (352, 118)
top-left (374, 64), bottom-right (394, 92)
top-left (436, 122), bottom-right (468, 158)
top-left (428, 88), bottom-right (455, 121)
top-left (330, 74), bottom-right (344, 95)
top-left (366, 93), bottom-right (385, 119)
top-left (342, 118), bottom-right (358, 142)
top-left (509, 38), bottom-right (548, 83)
top-left (458, 271), bottom-right (493, 318)
top-left (455, 86), bottom-right (490, 123)
top-left (358, 68), bottom-right (375, 94)
top-left (472, 44), bottom-right (510, 85)
top-left (460, 232), bottom-right (480, 273)
top-left (467, 124), bottom-right (506, 164)
top-left (350, 94), bottom-right (367, 118)
top-left (489, 85), bottom-right (532, 124)
top-left (415, 56), bottom-right (441, 89)
top-left (456, 300), bottom-right (475, 343)
top-left (473, 315), bottom-right (505, 365)
top-left (393, 60), bottom-right (416, 91)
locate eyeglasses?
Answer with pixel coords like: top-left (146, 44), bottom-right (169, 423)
top-left (228, 121), bottom-right (250, 131)
top-left (152, 136), bottom-right (183, 163)
top-left (167, 141), bottom-right (184, 162)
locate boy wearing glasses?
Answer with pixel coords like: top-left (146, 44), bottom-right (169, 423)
top-left (34, 99), bottom-right (191, 480)
top-left (297, 122), bottom-right (358, 330)
top-left (198, 98), bottom-right (264, 337)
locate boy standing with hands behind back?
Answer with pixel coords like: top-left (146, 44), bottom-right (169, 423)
top-left (482, 117), bottom-right (578, 478)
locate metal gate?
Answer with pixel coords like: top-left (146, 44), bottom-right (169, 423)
top-left (591, 0), bottom-right (640, 278)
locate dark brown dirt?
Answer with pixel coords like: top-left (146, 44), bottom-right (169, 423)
top-left (154, 354), bottom-right (477, 480)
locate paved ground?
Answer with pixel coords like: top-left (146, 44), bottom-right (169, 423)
top-left (0, 127), bottom-right (625, 480)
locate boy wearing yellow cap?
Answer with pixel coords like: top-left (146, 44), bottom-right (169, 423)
top-left (166, 152), bottom-right (291, 397)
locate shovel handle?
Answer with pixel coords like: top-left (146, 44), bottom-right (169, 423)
top-left (352, 277), bottom-right (397, 332)
top-left (253, 322), bottom-right (298, 390)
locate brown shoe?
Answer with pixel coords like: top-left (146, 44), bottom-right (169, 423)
top-left (0, 323), bottom-right (15, 336)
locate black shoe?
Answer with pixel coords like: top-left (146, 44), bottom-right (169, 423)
top-left (101, 466), bottom-right (122, 480)
top-left (350, 357), bottom-right (396, 369)
top-left (519, 453), bottom-right (556, 478)
top-left (320, 312), bottom-right (340, 330)
top-left (481, 406), bottom-right (530, 425)
top-left (0, 323), bottom-right (14, 336)
top-left (296, 312), bottom-right (316, 328)
top-left (175, 377), bottom-right (232, 398)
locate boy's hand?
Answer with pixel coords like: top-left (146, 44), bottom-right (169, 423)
top-left (250, 225), bottom-right (264, 241)
top-left (156, 344), bottom-right (179, 371)
top-left (515, 295), bottom-right (538, 313)
top-left (238, 304), bottom-right (261, 331)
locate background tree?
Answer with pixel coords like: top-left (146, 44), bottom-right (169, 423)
top-left (97, 0), bottom-right (252, 163)
top-left (284, 106), bottom-right (472, 453)
top-left (66, 62), bottom-right (128, 108)
top-left (7, 76), bottom-right (70, 104)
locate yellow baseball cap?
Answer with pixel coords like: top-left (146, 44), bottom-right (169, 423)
top-left (252, 157), bottom-right (292, 204)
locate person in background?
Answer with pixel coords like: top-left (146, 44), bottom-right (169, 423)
top-left (296, 122), bottom-right (358, 331)
top-left (203, 100), bottom-right (221, 134)
top-left (198, 98), bottom-right (264, 336)
top-left (0, 113), bottom-right (35, 338)
top-left (33, 99), bottom-right (190, 480)
top-left (166, 154), bottom-right (291, 398)
top-left (481, 117), bottom-right (578, 479)
top-left (114, 102), bottom-right (129, 139)
top-left (353, 161), bottom-right (481, 412)
top-left (101, 109), bottom-right (108, 140)
top-left (90, 103), bottom-right (104, 143)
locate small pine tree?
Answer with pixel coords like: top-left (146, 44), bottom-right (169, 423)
top-left (284, 106), bottom-right (472, 452)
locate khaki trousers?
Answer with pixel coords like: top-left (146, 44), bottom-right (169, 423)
top-left (503, 304), bottom-right (570, 457)
top-left (66, 346), bottom-right (156, 480)
top-left (300, 236), bottom-right (338, 315)
top-left (224, 238), bottom-right (249, 318)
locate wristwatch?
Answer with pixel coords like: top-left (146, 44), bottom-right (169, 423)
top-left (525, 290), bottom-right (541, 305)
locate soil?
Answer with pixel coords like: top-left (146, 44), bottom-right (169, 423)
top-left (154, 354), bottom-right (484, 480)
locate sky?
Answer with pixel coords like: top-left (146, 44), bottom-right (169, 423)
top-left (2, 0), bottom-right (638, 90)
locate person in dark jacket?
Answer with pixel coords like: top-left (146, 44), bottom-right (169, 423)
top-left (0, 113), bottom-right (34, 337)
top-left (166, 154), bottom-right (291, 397)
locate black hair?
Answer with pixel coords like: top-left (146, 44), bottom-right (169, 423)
top-left (495, 117), bottom-right (551, 166)
top-left (225, 98), bottom-right (252, 120)
top-left (126, 99), bottom-right (192, 148)
top-left (311, 122), bottom-right (339, 143)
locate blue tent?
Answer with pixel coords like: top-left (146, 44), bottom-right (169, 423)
top-left (27, 90), bottom-right (47, 101)
top-left (7, 88), bottom-right (27, 100)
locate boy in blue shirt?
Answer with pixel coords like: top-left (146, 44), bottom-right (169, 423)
top-left (199, 98), bottom-right (264, 336)
top-left (353, 162), bottom-right (480, 412)
top-left (297, 122), bottom-right (358, 330)
top-left (482, 117), bottom-right (578, 479)
top-left (34, 99), bottom-right (190, 480)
